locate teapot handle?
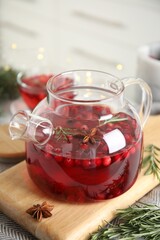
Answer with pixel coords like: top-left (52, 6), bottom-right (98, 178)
top-left (122, 78), bottom-right (152, 128)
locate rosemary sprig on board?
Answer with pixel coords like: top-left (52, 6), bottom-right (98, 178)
top-left (89, 145), bottom-right (160, 240)
top-left (142, 144), bottom-right (160, 182)
top-left (89, 203), bottom-right (160, 240)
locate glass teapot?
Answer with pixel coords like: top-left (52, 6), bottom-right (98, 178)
top-left (9, 70), bottom-right (152, 202)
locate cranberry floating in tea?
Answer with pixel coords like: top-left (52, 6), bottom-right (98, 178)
top-left (9, 70), bottom-right (152, 203)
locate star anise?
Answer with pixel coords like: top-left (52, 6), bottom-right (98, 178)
top-left (82, 128), bottom-right (97, 144)
top-left (26, 201), bottom-right (54, 222)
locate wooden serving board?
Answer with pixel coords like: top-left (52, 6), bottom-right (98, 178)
top-left (0, 116), bottom-right (160, 240)
top-left (0, 124), bottom-right (25, 159)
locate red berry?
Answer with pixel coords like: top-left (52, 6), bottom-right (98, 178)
top-left (81, 125), bottom-right (88, 131)
top-left (45, 144), bottom-right (53, 153)
top-left (64, 158), bottom-right (74, 167)
top-left (113, 154), bottom-right (122, 162)
top-left (55, 148), bottom-right (61, 154)
top-left (80, 143), bottom-right (89, 150)
top-left (54, 155), bottom-right (63, 162)
top-left (95, 158), bottom-right (102, 167)
top-left (118, 112), bottom-right (126, 118)
top-left (75, 159), bottom-right (81, 166)
top-left (94, 105), bottom-right (102, 112)
top-left (82, 160), bottom-right (91, 168)
top-left (44, 152), bottom-right (52, 159)
top-left (105, 107), bottom-right (111, 114)
top-left (107, 123), bottom-right (113, 128)
top-left (60, 106), bottom-right (69, 115)
top-left (66, 135), bottom-right (73, 143)
top-left (102, 156), bottom-right (111, 166)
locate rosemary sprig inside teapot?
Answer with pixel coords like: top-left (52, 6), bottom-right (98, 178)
top-left (53, 115), bottom-right (128, 143)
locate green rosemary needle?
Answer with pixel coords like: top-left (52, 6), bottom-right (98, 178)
top-left (142, 144), bottom-right (160, 182)
top-left (98, 116), bottom-right (128, 127)
top-left (89, 203), bottom-right (160, 240)
top-left (54, 126), bottom-right (79, 141)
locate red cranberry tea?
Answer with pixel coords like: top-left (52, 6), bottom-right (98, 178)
top-left (9, 70), bottom-right (151, 203)
top-left (26, 104), bottom-right (143, 203)
top-left (18, 74), bottom-right (52, 109)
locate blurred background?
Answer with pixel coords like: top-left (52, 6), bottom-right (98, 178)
top-left (0, 0), bottom-right (160, 122)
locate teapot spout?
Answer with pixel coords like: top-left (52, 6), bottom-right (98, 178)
top-left (9, 110), bottom-right (53, 145)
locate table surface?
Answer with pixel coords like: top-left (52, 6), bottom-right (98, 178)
top-left (0, 161), bottom-right (36, 240)
top-left (0, 159), bottom-right (160, 240)
top-left (0, 100), bottom-right (36, 239)
top-left (0, 101), bottom-right (160, 240)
